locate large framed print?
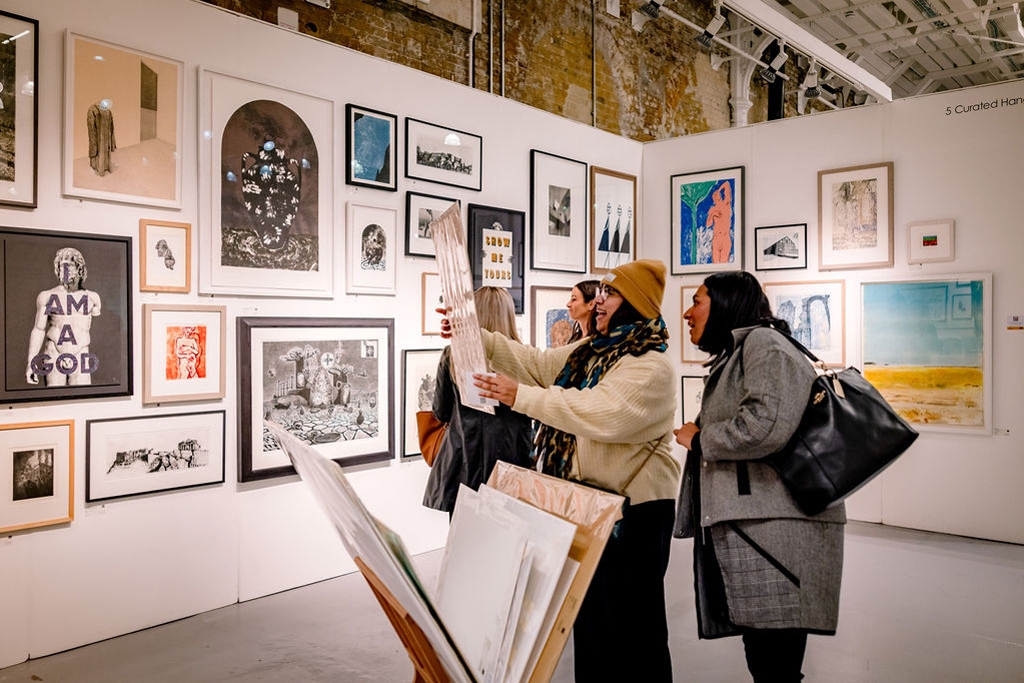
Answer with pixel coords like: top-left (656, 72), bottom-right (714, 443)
top-left (139, 219), bottom-right (191, 293)
top-left (405, 118), bottom-right (482, 191)
top-left (85, 411), bottom-right (225, 503)
top-left (421, 272), bottom-right (444, 335)
top-left (466, 204), bottom-right (525, 314)
top-left (401, 348), bottom-right (443, 458)
top-left (590, 166), bottom-right (637, 274)
top-left (63, 32), bottom-right (183, 208)
top-left (861, 274), bottom-right (991, 433)
top-left (818, 161), bottom-right (894, 270)
top-left (530, 286), bottom-right (573, 349)
top-left (198, 67), bottom-right (334, 298)
top-left (907, 219), bottom-right (955, 264)
top-left (347, 202), bottom-right (397, 295)
top-left (670, 166), bottom-right (744, 275)
top-left (238, 317), bottom-right (395, 482)
top-left (764, 280), bottom-right (846, 367)
top-left (142, 304), bottom-right (226, 404)
top-left (1, 420), bottom-right (74, 534)
top-left (0, 10), bottom-right (38, 208)
top-left (530, 150), bottom-right (587, 273)
top-left (754, 223), bottom-right (807, 271)
top-left (680, 286), bottom-right (710, 365)
top-left (346, 103), bottom-right (397, 191)
top-left (1, 227), bottom-right (131, 404)
top-left (406, 191), bottom-right (458, 258)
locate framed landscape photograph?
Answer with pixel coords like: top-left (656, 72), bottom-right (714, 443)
top-left (63, 32), bottom-right (183, 208)
top-left (85, 410), bottom-right (225, 503)
top-left (406, 191), bottom-right (458, 258)
top-left (401, 348), bottom-right (444, 458)
top-left (680, 285), bottom-right (710, 365)
top-left (907, 219), bottom-right (955, 264)
top-left (1, 420), bottom-right (74, 534)
top-left (590, 166), bottom-right (636, 274)
top-left (818, 161), bottom-right (894, 270)
top-left (530, 286), bottom-right (573, 349)
top-left (530, 150), bottom-right (587, 273)
top-left (405, 118), bottom-right (482, 191)
top-left (670, 166), bottom-right (744, 275)
top-left (0, 10), bottom-right (38, 208)
top-left (237, 317), bottom-right (395, 482)
top-left (347, 202), bottom-right (398, 295)
top-left (139, 219), bottom-right (191, 293)
top-left (421, 272), bottom-right (444, 335)
top-left (764, 279), bottom-right (846, 366)
top-left (346, 103), bottom-right (397, 191)
top-left (466, 204), bottom-right (525, 314)
top-left (1, 226), bottom-right (132, 404)
top-left (142, 304), bottom-right (226, 404)
top-left (754, 223), bottom-right (807, 271)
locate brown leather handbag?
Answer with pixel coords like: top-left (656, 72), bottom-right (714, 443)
top-left (415, 411), bottom-right (447, 466)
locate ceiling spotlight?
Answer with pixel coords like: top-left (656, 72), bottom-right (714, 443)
top-left (759, 41), bottom-right (788, 84)
top-left (637, 0), bottom-right (664, 18)
top-left (697, 11), bottom-right (726, 51)
top-left (802, 59), bottom-right (820, 98)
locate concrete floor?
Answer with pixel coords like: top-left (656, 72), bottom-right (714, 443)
top-left (2, 521), bottom-right (1023, 682)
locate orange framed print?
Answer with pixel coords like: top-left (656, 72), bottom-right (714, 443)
top-left (1, 420), bottom-right (74, 534)
top-left (139, 219), bottom-right (190, 293)
top-left (142, 304), bottom-right (226, 404)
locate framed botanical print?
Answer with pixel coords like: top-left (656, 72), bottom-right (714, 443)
top-left (466, 204), bottom-right (525, 314)
top-left (401, 348), bottom-right (444, 458)
top-left (0, 10), bottom-right (38, 208)
top-left (346, 103), bottom-right (397, 191)
top-left (142, 304), bottom-right (226, 404)
top-left (85, 411), bottom-right (225, 502)
top-left (754, 223), bottom-right (807, 271)
top-left (590, 166), bottom-right (637, 274)
top-left (421, 272), bottom-right (444, 336)
top-left (670, 166), bottom-right (744, 275)
top-left (405, 118), bottom-right (482, 191)
top-left (1, 420), bottom-right (74, 534)
top-left (680, 285), bottom-right (710, 365)
top-left (139, 219), bottom-right (191, 293)
top-left (530, 150), bottom-right (587, 273)
top-left (530, 286), bottom-right (573, 349)
top-left (907, 219), bottom-right (955, 264)
top-left (818, 161), bottom-right (894, 270)
top-left (764, 280), bottom-right (846, 366)
top-left (406, 191), bottom-right (459, 258)
top-left (347, 202), bottom-right (398, 295)
top-left (63, 32), bottom-right (183, 208)
top-left (0, 226), bottom-right (132, 404)
top-left (237, 317), bottom-right (395, 482)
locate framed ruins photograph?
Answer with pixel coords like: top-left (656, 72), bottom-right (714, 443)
top-left (85, 410), bottom-right (226, 502)
top-left (0, 9), bottom-right (38, 208)
top-left (401, 348), bottom-right (444, 458)
top-left (142, 304), bottom-right (226, 404)
top-left (818, 161), bottom-right (894, 270)
top-left (405, 118), bottom-right (482, 191)
top-left (466, 204), bottom-right (525, 314)
top-left (670, 166), bottom-right (744, 275)
top-left (590, 166), bottom-right (637, 274)
top-left (764, 279), bottom-right (846, 366)
top-left (0, 420), bottom-right (74, 534)
top-left (139, 219), bottom-right (191, 293)
top-left (530, 150), bottom-right (587, 273)
top-left (346, 103), bottom-right (397, 191)
top-left (406, 191), bottom-right (458, 258)
top-left (346, 202), bottom-right (397, 295)
top-left (531, 286), bottom-right (573, 350)
top-left (754, 223), bottom-right (807, 271)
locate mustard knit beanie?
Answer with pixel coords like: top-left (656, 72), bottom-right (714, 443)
top-left (601, 259), bottom-right (666, 319)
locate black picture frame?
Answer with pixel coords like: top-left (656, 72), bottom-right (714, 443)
top-left (0, 10), bottom-right (39, 208)
top-left (1, 226), bottom-right (132, 404)
top-left (405, 118), bottom-right (483, 191)
top-left (530, 150), bottom-right (587, 273)
top-left (754, 223), bottom-right (808, 271)
top-left (466, 204), bottom-right (525, 314)
top-left (405, 190), bottom-right (459, 258)
top-left (345, 103), bottom-right (398, 191)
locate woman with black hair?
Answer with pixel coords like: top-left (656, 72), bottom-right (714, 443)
top-left (674, 271), bottom-right (846, 683)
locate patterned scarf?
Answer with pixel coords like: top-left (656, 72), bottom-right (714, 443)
top-left (536, 316), bottom-right (669, 479)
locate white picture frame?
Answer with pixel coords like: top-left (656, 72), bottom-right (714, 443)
top-left (764, 279), bottom-right (846, 367)
top-left (680, 285), bottom-right (711, 365)
top-left (907, 219), bottom-right (956, 264)
top-left (818, 161), bottom-right (894, 271)
top-left (347, 202), bottom-right (398, 295)
top-left (401, 348), bottom-right (444, 458)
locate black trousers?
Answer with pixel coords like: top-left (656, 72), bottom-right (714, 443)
top-left (572, 499), bottom-right (675, 683)
top-left (741, 628), bottom-right (808, 683)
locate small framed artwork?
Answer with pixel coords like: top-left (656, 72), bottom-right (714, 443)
top-left (670, 166), bottom-right (744, 275)
top-left (530, 150), bottom-right (587, 273)
top-left (405, 118), bottom-right (482, 191)
top-left (754, 223), bottom-right (807, 271)
top-left (681, 376), bottom-right (705, 423)
top-left (142, 304), bottom-right (226, 404)
top-left (346, 103), bottom-right (397, 191)
top-left (531, 286), bottom-right (573, 350)
top-left (590, 166), bottom-right (637, 274)
top-left (406, 191), bottom-right (459, 258)
top-left (907, 219), bottom-right (955, 264)
top-left (63, 32), bottom-right (183, 208)
top-left (818, 161), bottom-right (894, 270)
top-left (466, 204), bottom-right (525, 314)
top-left (680, 286), bottom-right (710, 365)
top-left (401, 348), bottom-right (444, 458)
top-left (1, 226), bottom-right (132, 404)
top-left (85, 411), bottom-right (226, 503)
top-left (0, 10), bottom-right (39, 208)
top-left (421, 272), bottom-right (444, 335)
top-left (0, 420), bottom-right (74, 534)
top-left (764, 280), bottom-right (846, 366)
top-left (237, 317), bottom-right (395, 482)
top-left (347, 202), bottom-right (398, 295)
top-left (139, 219), bottom-right (191, 293)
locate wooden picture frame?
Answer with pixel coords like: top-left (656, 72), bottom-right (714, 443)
top-left (680, 285), bottom-right (710, 365)
top-left (405, 118), bottom-right (482, 191)
top-left (0, 10), bottom-right (38, 208)
top-left (63, 31), bottom-right (183, 208)
top-left (530, 150), bottom-right (587, 273)
top-left (0, 420), bottom-right (74, 534)
top-left (590, 166), bottom-right (637, 274)
top-left (670, 165), bottom-right (744, 275)
top-left (142, 304), bottom-right (226, 404)
top-left (346, 103), bottom-right (397, 191)
top-left (421, 272), bottom-right (444, 336)
top-left (237, 317), bottom-right (395, 482)
top-left (907, 219), bottom-right (955, 264)
top-left (818, 161), bottom-right (894, 270)
top-left (530, 286), bottom-right (573, 350)
top-left (85, 410), bottom-right (226, 502)
top-left (139, 219), bottom-right (191, 293)
top-left (401, 348), bottom-right (444, 458)
top-left (764, 279), bottom-right (846, 366)
top-left (466, 204), bottom-right (525, 314)
top-left (347, 202), bottom-right (398, 295)
top-left (406, 191), bottom-right (458, 258)
top-left (754, 223), bottom-right (807, 271)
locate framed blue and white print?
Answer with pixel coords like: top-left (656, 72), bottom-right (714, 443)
top-left (346, 104), bottom-right (397, 191)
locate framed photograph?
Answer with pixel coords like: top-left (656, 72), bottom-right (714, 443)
top-left (907, 219), bottom-right (955, 264)
top-left (764, 280), bottom-right (845, 366)
top-left (85, 411), bottom-right (225, 503)
top-left (0, 10), bottom-right (38, 208)
top-left (198, 67), bottom-right (334, 298)
top-left (861, 274), bottom-right (991, 433)
top-left (406, 191), bottom-right (459, 258)
top-left (681, 376), bottom-right (705, 423)
top-left (466, 204), bottom-right (525, 314)
top-left (139, 219), bottom-right (190, 293)
top-left (818, 161), bottom-right (894, 270)
top-left (530, 286), bottom-right (573, 350)
top-left (405, 118), bottom-right (482, 191)
top-left (347, 202), bottom-right (397, 295)
top-left (421, 272), bottom-right (444, 335)
top-left (142, 304), bottom-right (226, 404)
top-left (530, 150), bottom-right (587, 273)
top-left (590, 166), bottom-right (637, 274)
top-left (346, 103), bottom-right (397, 191)
top-left (1, 227), bottom-right (131, 404)
top-left (237, 317), bottom-right (395, 482)
top-left (401, 348), bottom-right (444, 458)
top-left (670, 166), bottom-right (744, 276)
top-left (680, 285), bottom-right (711, 364)
top-left (63, 32), bottom-right (182, 208)
top-left (1, 420), bottom-right (74, 534)
top-left (754, 223), bottom-right (807, 271)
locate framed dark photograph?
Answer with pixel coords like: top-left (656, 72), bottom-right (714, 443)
top-left (406, 191), bottom-right (459, 258)
top-left (405, 118), bottom-right (482, 191)
top-left (237, 317), bottom-right (395, 482)
top-left (401, 348), bottom-right (443, 458)
top-left (670, 165), bottom-right (745, 275)
top-left (1, 227), bottom-right (132, 404)
top-left (346, 103), bottom-right (397, 191)
top-left (590, 166), bottom-right (637, 274)
top-left (530, 150), bottom-right (587, 273)
top-left (1, 420), bottom-right (74, 534)
top-left (466, 204), bottom-right (525, 314)
top-left (0, 10), bottom-right (38, 208)
top-left (754, 223), bottom-right (808, 271)
top-left (85, 410), bottom-right (226, 503)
